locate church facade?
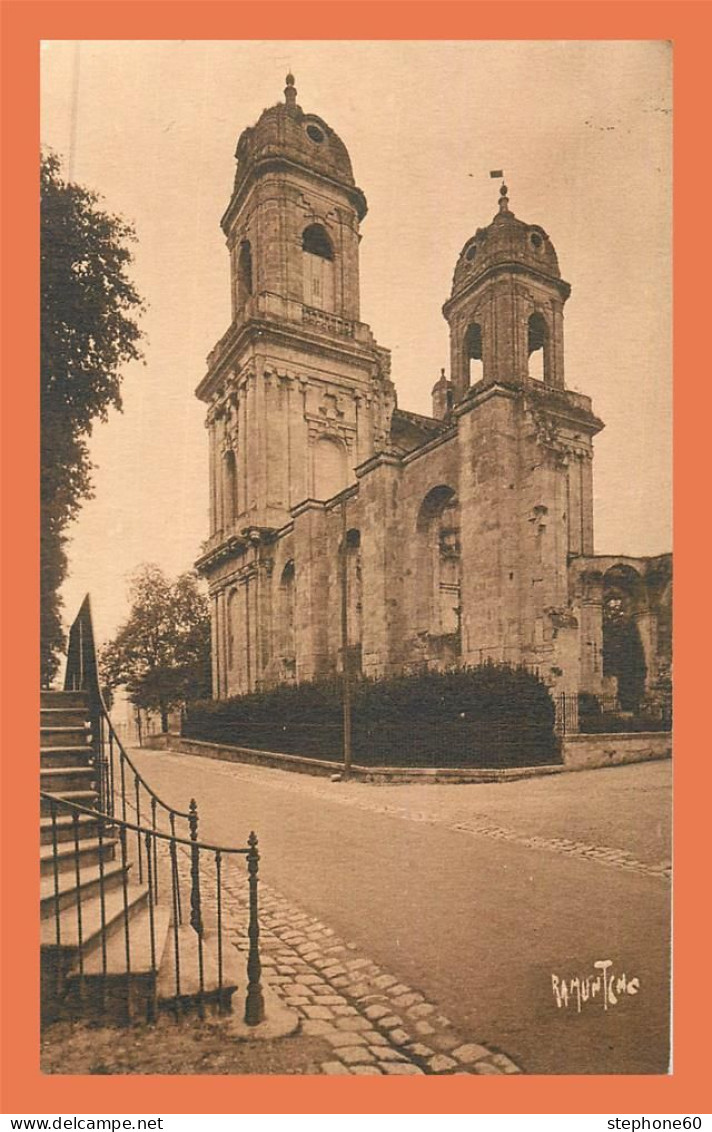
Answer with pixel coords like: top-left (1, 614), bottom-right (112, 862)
top-left (195, 76), bottom-right (671, 713)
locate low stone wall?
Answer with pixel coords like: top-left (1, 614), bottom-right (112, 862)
top-left (144, 732), bottom-right (671, 781)
top-left (143, 736), bottom-right (566, 784)
top-left (562, 731), bottom-right (672, 770)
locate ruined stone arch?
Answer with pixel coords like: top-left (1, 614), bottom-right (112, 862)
top-left (602, 564), bottom-right (647, 710)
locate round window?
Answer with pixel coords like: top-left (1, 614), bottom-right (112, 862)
top-left (465, 244), bottom-right (477, 262)
top-left (306, 123), bottom-right (325, 144)
top-left (530, 232), bottom-right (543, 249)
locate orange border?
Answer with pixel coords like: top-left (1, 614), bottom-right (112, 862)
top-left (2, 0), bottom-right (710, 1115)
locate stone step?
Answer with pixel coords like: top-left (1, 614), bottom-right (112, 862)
top-left (77, 903), bottom-right (171, 977)
top-left (40, 726), bottom-right (91, 749)
top-left (156, 923), bottom-right (240, 1010)
top-left (40, 835), bottom-right (117, 876)
top-left (40, 811), bottom-right (100, 844)
top-left (41, 790), bottom-right (98, 816)
top-left (40, 747), bottom-right (94, 769)
top-left (41, 690), bottom-right (89, 709)
top-left (63, 905), bottom-right (172, 1023)
top-left (40, 860), bottom-right (129, 918)
top-left (41, 766), bottom-right (96, 794)
top-left (41, 708), bottom-right (90, 728)
top-left (41, 882), bottom-right (149, 952)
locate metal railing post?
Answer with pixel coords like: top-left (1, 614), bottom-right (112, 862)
top-left (244, 831), bottom-right (265, 1025)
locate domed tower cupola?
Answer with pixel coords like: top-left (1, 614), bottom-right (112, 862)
top-left (442, 181), bottom-right (571, 401)
top-left (221, 74), bottom-right (367, 324)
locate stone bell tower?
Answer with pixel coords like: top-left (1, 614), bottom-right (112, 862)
top-left (444, 183), bottom-right (605, 688)
top-left (196, 75), bottom-right (394, 542)
top-left (443, 182), bottom-right (569, 399)
top-left (195, 76), bottom-right (394, 697)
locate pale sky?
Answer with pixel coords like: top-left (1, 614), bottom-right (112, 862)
top-left (40, 40), bottom-right (672, 646)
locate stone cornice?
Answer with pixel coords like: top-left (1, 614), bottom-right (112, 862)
top-left (221, 155), bottom-right (368, 234)
top-left (196, 314), bottom-right (382, 402)
top-left (290, 498), bottom-right (326, 520)
top-left (195, 524), bottom-right (279, 575)
top-left (454, 378), bottom-right (604, 438)
top-left (400, 424), bottom-right (458, 467)
top-left (195, 533), bottom-right (248, 575)
top-left (354, 450), bottom-right (402, 478)
top-left (442, 260), bottom-right (571, 317)
top-left (454, 381), bottom-right (520, 414)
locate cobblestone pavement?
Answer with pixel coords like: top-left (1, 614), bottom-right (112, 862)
top-left (171, 844), bottom-right (521, 1076)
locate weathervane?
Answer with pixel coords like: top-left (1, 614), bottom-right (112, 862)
top-left (490, 170), bottom-right (510, 213)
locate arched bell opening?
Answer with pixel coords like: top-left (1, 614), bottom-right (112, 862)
top-left (528, 311), bottom-right (550, 383)
top-left (464, 322), bottom-right (484, 387)
top-left (302, 223), bottom-right (335, 312)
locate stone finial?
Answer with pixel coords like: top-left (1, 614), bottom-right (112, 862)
top-left (285, 72), bottom-right (297, 108)
top-left (498, 182), bottom-right (510, 214)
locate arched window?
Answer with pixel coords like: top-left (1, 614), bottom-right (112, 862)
top-left (528, 312), bottom-right (548, 382)
top-left (237, 240), bottom-right (253, 309)
top-left (465, 322), bottom-right (483, 386)
top-left (279, 560), bottom-right (296, 680)
top-left (415, 486), bottom-right (461, 644)
top-left (302, 223), bottom-right (335, 311)
top-left (223, 449), bottom-right (238, 527)
top-left (313, 435), bottom-right (348, 500)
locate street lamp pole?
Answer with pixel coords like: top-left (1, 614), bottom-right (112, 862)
top-left (340, 499), bottom-right (352, 778)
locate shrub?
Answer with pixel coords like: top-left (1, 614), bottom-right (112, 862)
top-left (577, 691), bottom-right (670, 733)
top-left (184, 662), bottom-right (560, 768)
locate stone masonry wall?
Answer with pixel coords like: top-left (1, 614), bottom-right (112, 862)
top-left (562, 732), bottom-right (671, 770)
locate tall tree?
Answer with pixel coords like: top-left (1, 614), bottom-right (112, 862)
top-left (99, 565), bottom-right (211, 732)
top-left (41, 151), bottom-right (144, 684)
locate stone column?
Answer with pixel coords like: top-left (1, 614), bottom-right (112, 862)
top-left (357, 454), bottom-right (401, 678)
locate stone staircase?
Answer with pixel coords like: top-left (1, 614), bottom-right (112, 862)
top-left (41, 689), bottom-right (240, 1023)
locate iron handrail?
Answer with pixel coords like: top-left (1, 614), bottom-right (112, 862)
top-left (40, 791), bottom-right (249, 856)
top-left (98, 697), bottom-right (192, 821)
top-left (52, 597), bottom-right (265, 1026)
top-left (41, 790), bottom-right (264, 1025)
top-left (64, 595), bottom-right (192, 824)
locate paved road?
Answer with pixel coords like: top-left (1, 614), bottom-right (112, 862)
top-left (132, 750), bottom-right (671, 1076)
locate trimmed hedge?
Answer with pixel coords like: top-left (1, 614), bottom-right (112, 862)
top-left (184, 662), bottom-right (560, 768)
